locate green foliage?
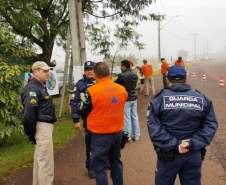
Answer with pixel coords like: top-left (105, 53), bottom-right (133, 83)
top-left (0, 0), bottom-right (159, 63)
top-left (0, 61), bottom-right (24, 143)
top-left (0, 116), bottom-right (75, 178)
top-left (0, 0), bottom-right (69, 64)
top-left (0, 23), bottom-right (34, 64)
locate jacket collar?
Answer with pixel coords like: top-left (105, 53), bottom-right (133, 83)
top-left (32, 77), bottom-right (45, 87)
top-left (168, 83), bottom-right (191, 92)
top-left (83, 74), bottom-right (95, 82)
top-left (96, 77), bottom-right (111, 83)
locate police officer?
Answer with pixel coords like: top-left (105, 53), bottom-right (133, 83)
top-left (21, 61), bottom-right (57, 185)
top-left (147, 65), bottom-right (218, 185)
top-left (70, 60), bottom-right (96, 178)
top-left (81, 62), bottom-right (128, 185)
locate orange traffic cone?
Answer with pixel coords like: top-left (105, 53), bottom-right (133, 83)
top-left (219, 78), bottom-right (225, 87)
top-left (192, 72), bottom-right (196, 77)
top-left (202, 74), bottom-right (207, 80)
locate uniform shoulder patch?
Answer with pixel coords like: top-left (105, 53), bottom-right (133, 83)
top-left (30, 98), bottom-right (38, 105)
top-left (29, 91), bottom-right (37, 97)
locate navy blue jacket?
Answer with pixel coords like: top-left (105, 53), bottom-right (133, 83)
top-left (147, 83), bottom-right (218, 151)
top-left (21, 78), bottom-right (57, 143)
top-left (71, 75), bottom-right (95, 123)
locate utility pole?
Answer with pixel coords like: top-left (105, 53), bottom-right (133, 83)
top-left (157, 15), bottom-right (178, 61)
top-left (193, 33), bottom-right (198, 61)
top-left (158, 18), bottom-right (161, 61)
top-left (59, 29), bottom-right (71, 117)
top-left (68, 0), bottom-right (86, 65)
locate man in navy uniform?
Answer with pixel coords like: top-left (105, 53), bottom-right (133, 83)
top-left (21, 61), bottom-right (57, 185)
top-left (70, 60), bottom-right (96, 178)
top-left (147, 65), bottom-right (218, 185)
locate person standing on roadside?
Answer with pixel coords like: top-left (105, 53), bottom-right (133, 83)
top-left (115, 60), bottom-right (140, 141)
top-left (147, 65), bottom-right (218, 185)
top-left (141, 59), bottom-right (155, 96)
top-left (80, 62), bottom-right (128, 185)
top-left (160, 58), bottom-right (169, 88)
top-left (21, 61), bottom-right (57, 185)
top-left (70, 61), bottom-right (96, 178)
top-left (175, 56), bottom-right (185, 67)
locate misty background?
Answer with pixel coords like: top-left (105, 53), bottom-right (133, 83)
top-left (53, 0), bottom-right (226, 68)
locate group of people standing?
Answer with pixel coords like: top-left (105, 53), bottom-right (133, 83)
top-left (21, 56), bottom-right (217, 185)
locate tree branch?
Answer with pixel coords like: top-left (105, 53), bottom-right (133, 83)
top-left (2, 11), bottom-right (43, 47)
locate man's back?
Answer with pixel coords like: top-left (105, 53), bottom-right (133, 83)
top-left (149, 82), bottom-right (218, 150)
top-left (87, 78), bottom-right (128, 134)
top-left (142, 63), bottom-right (153, 77)
top-left (115, 69), bottom-right (138, 101)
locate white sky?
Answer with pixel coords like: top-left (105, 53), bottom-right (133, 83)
top-left (53, 0), bottom-right (226, 68)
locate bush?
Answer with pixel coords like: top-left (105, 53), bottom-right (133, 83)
top-left (0, 61), bottom-right (24, 144)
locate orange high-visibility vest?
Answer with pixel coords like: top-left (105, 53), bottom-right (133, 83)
top-left (142, 64), bottom-right (153, 77)
top-left (161, 60), bottom-right (169, 75)
top-left (87, 77), bottom-right (128, 134)
top-left (175, 60), bottom-right (185, 67)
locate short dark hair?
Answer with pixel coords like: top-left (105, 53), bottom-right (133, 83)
top-left (168, 78), bottom-right (186, 83)
top-left (121, 60), bottom-right (130, 69)
top-left (178, 56), bottom-right (183, 61)
top-left (161, 58), bottom-right (165, 61)
top-left (143, 59), bottom-right (148, 64)
top-left (94, 62), bottom-right (110, 78)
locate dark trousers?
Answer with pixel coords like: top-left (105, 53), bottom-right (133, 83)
top-left (85, 131), bottom-right (92, 169)
top-left (162, 75), bottom-right (168, 89)
top-left (91, 132), bottom-right (123, 185)
top-left (155, 151), bottom-right (202, 185)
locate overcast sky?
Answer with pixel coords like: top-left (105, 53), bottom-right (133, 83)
top-left (53, 0), bottom-right (226, 68)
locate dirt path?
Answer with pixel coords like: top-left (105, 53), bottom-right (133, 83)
top-left (1, 62), bottom-right (226, 185)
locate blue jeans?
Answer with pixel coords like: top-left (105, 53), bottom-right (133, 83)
top-left (124, 100), bottom-right (140, 139)
top-left (155, 151), bottom-right (202, 185)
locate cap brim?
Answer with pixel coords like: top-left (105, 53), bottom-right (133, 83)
top-left (41, 66), bottom-right (50, 70)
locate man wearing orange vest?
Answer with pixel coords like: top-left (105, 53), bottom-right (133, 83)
top-left (81, 62), bottom-right (128, 185)
top-left (175, 56), bottom-right (185, 67)
top-left (141, 59), bottom-right (155, 96)
top-left (160, 58), bottom-right (169, 88)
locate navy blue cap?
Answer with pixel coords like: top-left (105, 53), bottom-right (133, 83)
top-left (167, 65), bottom-right (186, 80)
top-left (84, 61), bottom-right (95, 70)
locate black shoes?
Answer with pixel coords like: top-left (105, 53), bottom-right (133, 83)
top-left (88, 169), bottom-right (96, 179)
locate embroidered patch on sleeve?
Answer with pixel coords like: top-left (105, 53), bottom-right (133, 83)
top-left (29, 91), bottom-right (37, 97)
top-left (30, 98), bottom-right (38, 105)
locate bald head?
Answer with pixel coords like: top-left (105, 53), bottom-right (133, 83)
top-left (94, 62), bottom-right (110, 79)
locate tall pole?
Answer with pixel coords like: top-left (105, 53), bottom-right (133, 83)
top-left (59, 29), bottom-right (71, 117)
top-left (158, 19), bottom-right (161, 61)
top-left (68, 0), bottom-right (81, 66)
top-left (77, 0), bottom-right (86, 65)
top-left (193, 34), bottom-right (198, 61)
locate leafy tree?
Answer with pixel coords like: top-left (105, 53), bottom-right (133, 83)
top-left (0, 0), bottom-right (159, 64)
top-left (0, 24), bottom-right (33, 143)
top-left (0, 0), bottom-right (69, 64)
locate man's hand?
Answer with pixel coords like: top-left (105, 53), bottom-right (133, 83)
top-left (74, 122), bottom-right (82, 131)
top-left (178, 139), bottom-right (190, 154)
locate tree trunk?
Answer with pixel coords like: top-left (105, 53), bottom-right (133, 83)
top-left (33, 40), bottom-right (55, 65)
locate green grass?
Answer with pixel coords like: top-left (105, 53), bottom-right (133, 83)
top-left (0, 116), bottom-right (75, 179)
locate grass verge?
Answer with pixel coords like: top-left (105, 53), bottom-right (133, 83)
top-left (0, 116), bottom-right (75, 179)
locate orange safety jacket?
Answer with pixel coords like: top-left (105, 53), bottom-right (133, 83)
top-left (161, 60), bottom-right (169, 75)
top-left (142, 64), bottom-right (153, 77)
top-left (87, 77), bottom-right (128, 134)
top-left (175, 60), bottom-right (185, 67)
